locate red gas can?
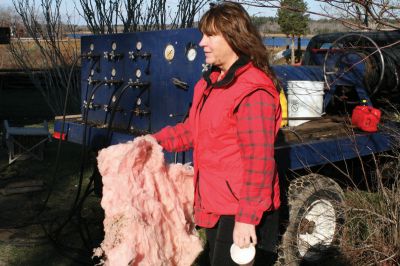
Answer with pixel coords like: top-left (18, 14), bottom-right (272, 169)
top-left (351, 105), bottom-right (381, 132)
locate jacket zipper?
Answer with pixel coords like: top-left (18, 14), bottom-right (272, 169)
top-left (225, 181), bottom-right (239, 202)
top-left (196, 170), bottom-right (202, 207)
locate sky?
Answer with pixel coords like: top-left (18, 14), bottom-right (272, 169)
top-left (0, 0), bottom-right (324, 24)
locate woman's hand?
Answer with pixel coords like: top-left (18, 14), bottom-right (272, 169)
top-left (233, 221), bottom-right (257, 248)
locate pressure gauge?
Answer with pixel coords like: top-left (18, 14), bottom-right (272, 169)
top-left (111, 68), bottom-right (117, 77)
top-left (136, 41), bottom-right (142, 50)
top-left (111, 41), bottom-right (117, 51)
top-left (164, 44), bottom-right (175, 61)
top-left (135, 69), bottom-right (142, 78)
top-left (89, 43), bottom-right (95, 51)
top-left (186, 47), bottom-right (197, 61)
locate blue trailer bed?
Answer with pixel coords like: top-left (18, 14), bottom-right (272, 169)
top-left (53, 116), bottom-right (395, 171)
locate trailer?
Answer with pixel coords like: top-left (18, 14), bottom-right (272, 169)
top-left (53, 28), bottom-right (400, 265)
top-left (0, 27), bottom-right (11, 44)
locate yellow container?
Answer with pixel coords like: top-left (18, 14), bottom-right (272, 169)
top-left (280, 89), bottom-right (288, 127)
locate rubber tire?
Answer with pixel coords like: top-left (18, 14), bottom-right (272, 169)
top-left (277, 174), bottom-right (345, 266)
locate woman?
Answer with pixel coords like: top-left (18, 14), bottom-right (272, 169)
top-left (154, 2), bottom-right (282, 265)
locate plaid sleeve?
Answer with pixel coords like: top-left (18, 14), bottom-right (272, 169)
top-left (153, 119), bottom-right (193, 152)
top-left (235, 89), bottom-right (278, 225)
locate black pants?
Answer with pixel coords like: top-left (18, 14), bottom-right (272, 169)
top-left (204, 210), bottom-right (279, 266)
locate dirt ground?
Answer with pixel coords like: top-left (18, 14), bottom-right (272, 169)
top-left (0, 134), bottom-right (103, 265)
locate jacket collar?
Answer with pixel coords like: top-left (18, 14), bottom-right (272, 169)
top-left (203, 56), bottom-right (251, 88)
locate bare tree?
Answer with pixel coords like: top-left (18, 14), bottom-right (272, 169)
top-left (238, 0), bottom-right (399, 30)
top-left (78, 0), bottom-right (211, 34)
top-left (140, 0), bottom-right (167, 31)
top-left (10, 0), bottom-right (81, 115)
top-left (170, 0), bottom-right (210, 28)
top-left (119, 0), bottom-right (145, 32)
top-left (78, 0), bottom-right (119, 34)
top-left (317, 0), bottom-right (400, 30)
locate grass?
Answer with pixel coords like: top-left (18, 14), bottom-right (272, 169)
top-left (0, 39), bottom-right (81, 70)
top-left (340, 165), bottom-right (400, 265)
top-left (0, 243), bottom-right (71, 266)
top-left (0, 130), bottom-right (103, 265)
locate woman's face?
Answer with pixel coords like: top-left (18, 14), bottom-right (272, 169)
top-left (199, 32), bottom-right (238, 72)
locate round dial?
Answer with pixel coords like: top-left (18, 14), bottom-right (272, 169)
top-left (111, 41), bottom-right (117, 51)
top-left (111, 68), bottom-right (117, 77)
top-left (136, 41), bottom-right (142, 50)
top-left (135, 69), bottom-right (142, 78)
top-left (186, 47), bottom-right (197, 61)
top-left (164, 44), bottom-right (175, 61)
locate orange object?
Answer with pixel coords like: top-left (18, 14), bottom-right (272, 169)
top-left (280, 89), bottom-right (288, 127)
top-left (351, 105), bottom-right (381, 132)
top-left (52, 131), bottom-right (66, 140)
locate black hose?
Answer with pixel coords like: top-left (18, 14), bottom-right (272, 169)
top-left (51, 80), bottom-right (106, 239)
top-left (125, 86), bottom-right (151, 132)
top-left (105, 82), bottom-right (150, 144)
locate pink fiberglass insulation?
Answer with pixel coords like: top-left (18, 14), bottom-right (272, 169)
top-left (93, 135), bottom-right (203, 266)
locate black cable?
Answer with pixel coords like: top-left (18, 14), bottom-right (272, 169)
top-left (125, 86), bottom-right (151, 132)
top-left (40, 222), bottom-right (93, 265)
top-left (39, 56), bottom-right (82, 215)
top-left (60, 81), bottom-right (152, 253)
top-left (102, 81), bottom-right (125, 125)
top-left (51, 80), bottom-right (107, 239)
top-left (25, 60), bottom-right (104, 261)
top-left (105, 81), bottom-right (150, 144)
top-left (60, 80), bottom-right (153, 256)
top-left (43, 60), bottom-right (103, 257)
top-left (105, 83), bottom-right (133, 142)
top-left (33, 56), bottom-right (100, 219)
top-left (47, 77), bottom-right (125, 259)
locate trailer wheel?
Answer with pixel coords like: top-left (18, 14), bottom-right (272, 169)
top-left (278, 174), bottom-right (345, 265)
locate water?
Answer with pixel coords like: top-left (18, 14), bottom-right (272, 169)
top-left (263, 36), bottom-right (310, 48)
top-left (65, 33), bottom-right (92, 38)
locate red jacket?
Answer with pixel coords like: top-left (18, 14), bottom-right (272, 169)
top-left (154, 57), bottom-right (281, 227)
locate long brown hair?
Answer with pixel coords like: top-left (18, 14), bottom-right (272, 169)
top-left (199, 1), bottom-right (280, 90)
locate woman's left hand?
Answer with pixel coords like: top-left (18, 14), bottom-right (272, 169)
top-left (233, 221), bottom-right (257, 248)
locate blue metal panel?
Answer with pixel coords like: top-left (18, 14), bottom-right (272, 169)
top-left (80, 28), bottom-right (204, 133)
top-left (54, 120), bottom-right (395, 168)
top-left (275, 132), bottom-right (392, 170)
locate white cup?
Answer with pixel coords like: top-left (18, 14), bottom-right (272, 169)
top-left (230, 243), bottom-right (256, 266)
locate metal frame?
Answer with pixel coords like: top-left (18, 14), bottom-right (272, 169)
top-left (54, 119), bottom-right (395, 170)
top-left (4, 120), bottom-right (51, 164)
